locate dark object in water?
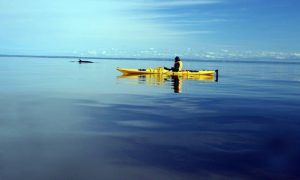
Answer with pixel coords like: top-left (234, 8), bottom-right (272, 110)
top-left (215, 69), bottom-right (219, 82)
top-left (78, 59), bottom-right (94, 63)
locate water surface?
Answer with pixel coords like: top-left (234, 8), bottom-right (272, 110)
top-left (0, 57), bottom-right (299, 179)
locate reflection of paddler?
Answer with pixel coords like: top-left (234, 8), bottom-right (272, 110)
top-left (172, 76), bottom-right (182, 93)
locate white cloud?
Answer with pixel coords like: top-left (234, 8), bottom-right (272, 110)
top-left (169, 19), bottom-right (229, 24)
top-left (168, 30), bottom-right (215, 35)
top-left (293, 53), bottom-right (300, 57)
top-left (134, 0), bottom-right (223, 8)
top-left (87, 50), bottom-right (97, 56)
top-left (68, 48), bottom-right (300, 60)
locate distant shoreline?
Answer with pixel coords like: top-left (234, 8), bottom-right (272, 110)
top-left (0, 54), bottom-right (184, 62)
top-left (1, 54), bottom-right (299, 65)
top-left (0, 54), bottom-right (155, 61)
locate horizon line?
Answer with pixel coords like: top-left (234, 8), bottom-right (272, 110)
top-left (0, 54), bottom-right (169, 61)
top-left (1, 54), bottom-right (300, 63)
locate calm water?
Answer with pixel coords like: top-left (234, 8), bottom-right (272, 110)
top-left (0, 57), bottom-right (300, 179)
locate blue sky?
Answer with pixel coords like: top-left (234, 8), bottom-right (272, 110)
top-left (0, 0), bottom-right (300, 59)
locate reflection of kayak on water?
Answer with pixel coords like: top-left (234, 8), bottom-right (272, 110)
top-left (117, 73), bottom-right (216, 81)
top-left (117, 72), bottom-right (218, 93)
top-left (116, 67), bottom-right (218, 76)
top-left (117, 74), bottom-right (183, 93)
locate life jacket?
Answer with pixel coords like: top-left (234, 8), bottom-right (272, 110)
top-left (174, 61), bottom-right (183, 72)
top-left (178, 61), bottom-right (183, 71)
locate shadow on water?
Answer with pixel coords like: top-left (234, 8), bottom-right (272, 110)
top-left (117, 73), bottom-right (218, 93)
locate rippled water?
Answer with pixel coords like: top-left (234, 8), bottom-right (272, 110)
top-left (0, 57), bottom-right (300, 179)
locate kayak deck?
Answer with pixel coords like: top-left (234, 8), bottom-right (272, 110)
top-left (117, 67), bottom-right (217, 76)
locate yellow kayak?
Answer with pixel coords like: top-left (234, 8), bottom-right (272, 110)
top-left (116, 67), bottom-right (217, 76)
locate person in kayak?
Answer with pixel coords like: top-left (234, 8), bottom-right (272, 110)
top-left (164, 56), bottom-right (183, 72)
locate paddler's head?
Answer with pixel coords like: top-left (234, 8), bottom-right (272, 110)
top-left (174, 56), bottom-right (181, 62)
